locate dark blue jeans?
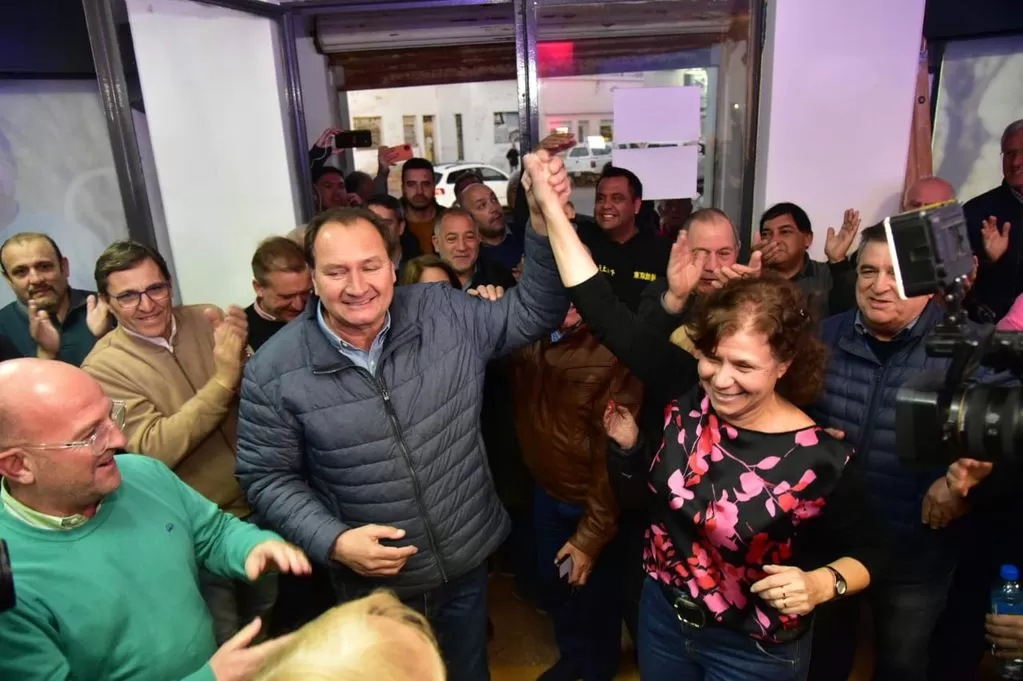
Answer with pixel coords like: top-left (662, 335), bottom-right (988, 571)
top-left (639, 578), bottom-right (812, 681)
top-left (534, 486), bottom-right (625, 681)
top-left (807, 571), bottom-right (953, 681)
top-left (332, 563), bottom-right (490, 681)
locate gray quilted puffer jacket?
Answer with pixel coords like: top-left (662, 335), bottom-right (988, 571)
top-left (236, 230), bottom-right (569, 598)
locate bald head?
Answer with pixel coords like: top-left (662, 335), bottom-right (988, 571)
top-left (460, 183), bottom-right (505, 238)
top-left (684, 209), bottom-right (739, 293)
top-left (904, 176), bottom-right (955, 211)
top-left (0, 359), bottom-right (101, 442)
top-left (0, 358), bottom-right (125, 516)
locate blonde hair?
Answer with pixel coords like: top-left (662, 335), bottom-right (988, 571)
top-left (254, 591), bottom-right (446, 681)
top-left (670, 323), bottom-right (696, 354)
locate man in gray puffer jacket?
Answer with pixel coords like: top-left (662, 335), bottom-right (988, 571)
top-left (236, 151), bottom-right (570, 681)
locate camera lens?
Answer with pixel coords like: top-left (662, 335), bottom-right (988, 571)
top-left (953, 384), bottom-right (1023, 463)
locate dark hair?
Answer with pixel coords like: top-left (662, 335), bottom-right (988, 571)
top-left (401, 157), bottom-right (435, 182)
top-left (452, 170), bottom-right (483, 201)
top-left (95, 241), bottom-right (172, 295)
top-left (304, 207), bottom-right (398, 268)
top-left (436, 206), bottom-right (476, 238)
top-left (0, 233), bottom-right (65, 277)
top-left (597, 166), bottom-right (643, 200)
top-left (399, 254), bottom-right (460, 287)
top-left (688, 275), bottom-right (828, 405)
top-left (312, 166), bottom-right (343, 184)
top-left (760, 202), bottom-right (812, 235)
top-left (251, 236), bottom-right (307, 284)
top-left (365, 194), bottom-right (404, 223)
top-left (345, 171), bottom-right (373, 194)
top-left (855, 223), bottom-right (887, 261)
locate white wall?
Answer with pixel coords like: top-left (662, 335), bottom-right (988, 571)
top-left (126, 0), bottom-right (300, 308)
top-left (933, 35), bottom-right (1023, 203)
top-left (754, 0), bottom-right (926, 260)
top-left (296, 37), bottom-right (341, 146)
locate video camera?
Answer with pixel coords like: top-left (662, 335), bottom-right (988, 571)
top-left (890, 201), bottom-right (1023, 466)
top-left (1, 539), bottom-right (12, 614)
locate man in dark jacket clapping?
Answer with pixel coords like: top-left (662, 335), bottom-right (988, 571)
top-left (235, 152), bottom-right (572, 681)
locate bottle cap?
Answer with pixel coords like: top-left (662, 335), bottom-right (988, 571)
top-left (1001, 565), bottom-right (1020, 581)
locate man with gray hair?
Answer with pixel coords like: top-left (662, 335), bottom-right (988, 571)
top-left (433, 208), bottom-right (516, 291)
top-left (963, 118), bottom-right (1023, 322)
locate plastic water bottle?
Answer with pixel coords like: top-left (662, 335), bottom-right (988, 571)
top-left (992, 565), bottom-right (1023, 680)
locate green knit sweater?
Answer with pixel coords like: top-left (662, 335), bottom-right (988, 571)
top-left (0, 455), bottom-right (280, 681)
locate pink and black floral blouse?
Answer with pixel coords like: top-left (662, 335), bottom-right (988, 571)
top-left (570, 273), bottom-right (886, 643)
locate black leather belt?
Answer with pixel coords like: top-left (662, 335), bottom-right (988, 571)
top-left (657, 580), bottom-right (809, 643)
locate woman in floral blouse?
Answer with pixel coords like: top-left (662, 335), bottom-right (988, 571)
top-left (521, 152), bottom-right (886, 681)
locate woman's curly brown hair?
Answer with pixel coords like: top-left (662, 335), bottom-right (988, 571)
top-left (687, 274), bottom-right (828, 405)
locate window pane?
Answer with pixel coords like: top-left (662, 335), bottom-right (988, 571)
top-left (0, 80), bottom-right (129, 307)
top-left (480, 167), bottom-right (506, 181)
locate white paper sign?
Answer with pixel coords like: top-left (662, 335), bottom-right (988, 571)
top-left (612, 146), bottom-right (699, 201)
top-left (612, 86), bottom-right (702, 144)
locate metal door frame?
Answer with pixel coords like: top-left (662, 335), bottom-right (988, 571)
top-left (86, 0), bottom-right (764, 230)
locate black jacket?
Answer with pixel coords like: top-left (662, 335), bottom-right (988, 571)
top-left (963, 182), bottom-right (1023, 322)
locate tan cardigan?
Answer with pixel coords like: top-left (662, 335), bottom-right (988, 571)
top-left (82, 305), bottom-right (249, 517)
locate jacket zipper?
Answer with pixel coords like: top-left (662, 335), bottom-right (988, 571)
top-left (362, 370), bottom-right (449, 583)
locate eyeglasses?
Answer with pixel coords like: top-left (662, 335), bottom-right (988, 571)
top-left (11, 401), bottom-right (126, 457)
top-left (111, 283), bottom-right (171, 309)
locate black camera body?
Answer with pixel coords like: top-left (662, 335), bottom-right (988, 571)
top-left (1, 539), bottom-right (13, 614)
top-left (890, 202), bottom-right (1023, 466)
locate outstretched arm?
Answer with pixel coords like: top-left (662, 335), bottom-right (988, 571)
top-left (525, 153), bottom-right (700, 394)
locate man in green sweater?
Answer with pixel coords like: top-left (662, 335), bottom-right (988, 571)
top-left (0, 358), bottom-right (311, 681)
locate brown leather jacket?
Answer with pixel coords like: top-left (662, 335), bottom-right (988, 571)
top-left (511, 326), bottom-right (643, 558)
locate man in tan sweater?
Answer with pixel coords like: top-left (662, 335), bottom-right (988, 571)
top-left (81, 241), bottom-right (273, 644)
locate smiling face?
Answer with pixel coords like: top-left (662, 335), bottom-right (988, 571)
top-left (104, 258), bottom-right (174, 339)
top-left (312, 219), bottom-right (395, 340)
top-left (595, 176), bottom-right (641, 239)
top-left (855, 240), bottom-right (930, 339)
top-left (1, 236), bottom-right (70, 310)
top-left (1003, 127), bottom-right (1023, 192)
top-left (433, 212), bottom-right (479, 278)
top-left (697, 326), bottom-right (789, 424)
top-left (315, 170), bottom-right (349, 209)
top-left (256, 268), bottom-right (312, 322)
top-left (0, 363), bottom-right (126, 517)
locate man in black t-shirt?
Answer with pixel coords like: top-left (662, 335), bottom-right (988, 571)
top-left (578, 166), bottom-right (670, 311)
top-left (246, 237), bottom-right (313, 352)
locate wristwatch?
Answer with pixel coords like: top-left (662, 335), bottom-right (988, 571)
top-left (824, 565), bottom-right (848, 597)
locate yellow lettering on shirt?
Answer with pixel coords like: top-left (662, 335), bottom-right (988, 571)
top-left (599, 265), bottom-right (616, 277)
top-left (633, 271), bottom-right (656, 282)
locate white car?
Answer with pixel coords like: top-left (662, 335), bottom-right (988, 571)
top-left (563, 145), bottom-right (612, 178)
top-left (433, 163), bottom-right (511, 208)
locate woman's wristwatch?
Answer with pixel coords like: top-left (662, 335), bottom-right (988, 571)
top-left (824, 565), bottom-right (848, 597)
